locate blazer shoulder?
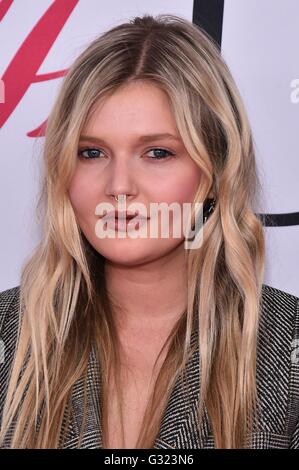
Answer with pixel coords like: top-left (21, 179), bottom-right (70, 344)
top-left (260, 283), bottom-right (299, 326)
top-left (0, 285), bottom-right (21, 334)
top-left (256, 284), bottom-right (299, 437)
top-left (0, 285), bottom-right (20, 304)
top-left (258, 283), bottom-right (299, 368)
top-left (261, 283), bottom-right (299, 304)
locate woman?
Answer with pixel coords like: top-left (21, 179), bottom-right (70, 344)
top-left (0, 14), bottom-right (298, 449)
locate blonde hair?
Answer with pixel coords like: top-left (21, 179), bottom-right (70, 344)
top-left (0, 13), bottom-right (265, 448)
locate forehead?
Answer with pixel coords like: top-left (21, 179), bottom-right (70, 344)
top-left (82, 81), bottom-right (179, 138)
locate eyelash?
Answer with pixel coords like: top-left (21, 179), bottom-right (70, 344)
top-left (77, 147), bottom-right (176, 161)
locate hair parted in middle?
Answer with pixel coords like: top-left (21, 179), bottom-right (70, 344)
top-left (0, 13), bottom-right (265, 449)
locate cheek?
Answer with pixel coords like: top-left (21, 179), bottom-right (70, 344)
top-left (178, 172), bottom-right (201, 202)
top-left (148, 165), bottom-right (201, 237)
top-left (68, 171), bottom-right (98, 219)
top-left (157, 165), bottom-right (202, 204)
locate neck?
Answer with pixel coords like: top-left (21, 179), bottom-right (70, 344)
top-left (104, 244), bottom-right (188, 334)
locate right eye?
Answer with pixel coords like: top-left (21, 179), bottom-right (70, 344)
top-left (78, 148), bottom-right (104, 159)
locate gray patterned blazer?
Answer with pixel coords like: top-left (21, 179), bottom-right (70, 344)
top-left (0, 283), bottom-right (298, 449)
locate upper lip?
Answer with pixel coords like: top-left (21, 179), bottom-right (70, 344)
top-left (101, 210), bottom-right (149, 219)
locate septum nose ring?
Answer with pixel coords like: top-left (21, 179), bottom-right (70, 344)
top-left (114, 195), bottom-right (126, 203)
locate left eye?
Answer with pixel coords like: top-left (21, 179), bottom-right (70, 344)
top-left (146, 148), bottom-right (175, 160)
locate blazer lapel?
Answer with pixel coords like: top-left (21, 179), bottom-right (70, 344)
top-left (62, 325), bottom-right (211, 449)
top-left (62, 345), bottom-right (103, 448)
top-left (152, 327), bottom-right (213, 449)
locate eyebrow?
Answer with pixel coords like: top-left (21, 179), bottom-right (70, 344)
top-left (79, 133), bottom-right (181, 144)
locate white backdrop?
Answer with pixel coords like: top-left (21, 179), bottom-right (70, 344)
top-left (221, 0), bottom-right (299, 296)
top-left (0, 0), bottom-right (298, 296)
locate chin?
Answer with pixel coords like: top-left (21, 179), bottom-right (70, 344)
top-left (93, 238), bottom-right (155, 265)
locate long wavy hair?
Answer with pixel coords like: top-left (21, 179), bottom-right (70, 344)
top-left (0, 13), bottom-right (265, 448)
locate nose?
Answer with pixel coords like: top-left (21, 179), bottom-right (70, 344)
top-left (105, 157), bottom-right (137, 201)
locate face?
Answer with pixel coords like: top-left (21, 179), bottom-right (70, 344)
top-left (68, 80), bottom-right (202, 266)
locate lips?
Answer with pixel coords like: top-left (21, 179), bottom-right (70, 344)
top-left (102, 210), bottom-right (149, 220)
top-left (101, 210), bottom-right (149, 232)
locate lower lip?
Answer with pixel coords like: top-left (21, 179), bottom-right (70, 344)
top-left (103, 217), bottom-right (149, 232)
